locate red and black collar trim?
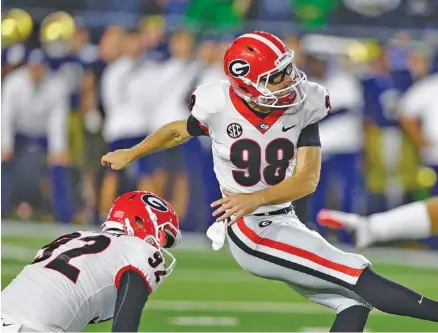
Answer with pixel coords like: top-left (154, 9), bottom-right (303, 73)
top-left (229, 87), bottom-right (284, 134)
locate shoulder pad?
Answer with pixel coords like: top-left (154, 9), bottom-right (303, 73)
top-left (193, 80), bottom-right (228, 113)
top-left (300, 81), bottom-right (330, 126)
top-left (191, 80), bottom-right (228, 125)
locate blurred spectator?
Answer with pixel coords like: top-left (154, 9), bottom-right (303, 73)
top-left (306, 52), bottom-right (363, 241)
top-left (1, 43), bottom-right (27, 79)
top-left (71, 22), bottom-right (103, 222)
top-left (1, 49), bottom-right (75, 222)
top-left (407, 44), bottom-right (434, 81)
top-left (99, 28), bottom-right (153, 220)
top-left (1, 9), bottom-right (33, 78)
top-left (283, 35), bottom-right (305, 68)
top-left (196, 33), bottom-right (227, 86)
top-left (139, 15), bottom-right (169, 62)
top-left (361, 45), bottom-right (419, 213)
top-left (41, 15), bottom-right (100, 222)
top-left (98, 25), bottom-right (124, 64)
top-left (94, 25), bottom-right (125, 113)
top-left (145, 30), bottom-right (201, 222)
top-left (398, 73), bottom-right (438, 196)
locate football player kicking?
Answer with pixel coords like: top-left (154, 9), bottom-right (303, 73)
top-left (102, 31), bottom-right (438, 331)
top-left (318, 197), bottom-right (438, 248)
top-left (1, 191), bottom-right (181, 332)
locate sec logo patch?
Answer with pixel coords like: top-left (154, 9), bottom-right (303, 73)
top-left (227, 123), bottom-right (243, 138)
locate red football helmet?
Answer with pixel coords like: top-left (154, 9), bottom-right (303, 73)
top-left (224, 31), bottom-right (308, 109)
top-left (101, 191), bottom-right (181, 274)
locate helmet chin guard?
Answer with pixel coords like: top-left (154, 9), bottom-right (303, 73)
top-left (144, 205), bottom-right (177, 277)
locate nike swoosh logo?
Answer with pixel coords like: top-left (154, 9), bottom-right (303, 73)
top-left (282, 124), bottom-right (296, 132)
top-left (2, 323), bottom-right (13, 327)
top-left (418, 295), bottom-right (424, 304)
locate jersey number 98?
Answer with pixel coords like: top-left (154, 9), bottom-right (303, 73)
top-left (230, 138), bottom-right (295, 187)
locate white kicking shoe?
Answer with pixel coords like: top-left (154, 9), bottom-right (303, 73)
top-left (317, 210), bottom-right (374, 249)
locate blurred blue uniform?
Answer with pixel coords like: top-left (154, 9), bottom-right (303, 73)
top-left (46, 47), bottom-right (97, 110)
top-left (46, 46), bottom-right (98, 221)
top-left (362, 69), bottom-right (417, 213)
top-left (2, 49), bottom-right (76, 222)
top-left (362, 69), bottom-right (412, 128)
top-left (310, 69), bottom-right (363, 244)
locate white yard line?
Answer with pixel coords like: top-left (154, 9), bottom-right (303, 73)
top-left (169, 316), bottom-right (239, 327)
top-left (1, 245), bottom-right (36, 261)
top-left (145, 300), bottom-right (390, 316)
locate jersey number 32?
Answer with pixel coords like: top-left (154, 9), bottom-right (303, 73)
top-left (32, 232), bottom-right (111, 283)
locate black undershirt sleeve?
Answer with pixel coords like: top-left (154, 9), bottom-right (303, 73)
top-left (297, 122), bottom-right (321, 148)
top-left (186, 115), bottom-right (207, 137)
top-left (112, 270), bottom-right (149, 332)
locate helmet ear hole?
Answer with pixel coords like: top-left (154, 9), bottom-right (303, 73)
top-left (246, 45), bottom-right (255, 52)
top-left (163, 229), bottom-right (175, 248)
top-left (135, 216), bottom-right (144, 227)
top-left (239, 85), bottom-right (249, 93)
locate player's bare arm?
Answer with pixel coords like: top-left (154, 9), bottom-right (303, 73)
top-left (212, 146), bottom-right (321, 224)
top-left (398, 114), bottom-right (431, 148)
top-left (101, 119), bottom-right (192, 170)
top-left (259, 145), bottom-right (321, 205)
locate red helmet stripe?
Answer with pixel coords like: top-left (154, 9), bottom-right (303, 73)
top-left (254, 31), bottom-right (288, 54)
top-left (237, 36), bottom-right (279, 62)
top-left (238, 33), bottom-right (283, 57)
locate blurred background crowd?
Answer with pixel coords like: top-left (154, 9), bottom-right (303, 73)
top-left (2, 0), bottom-right (438, 249)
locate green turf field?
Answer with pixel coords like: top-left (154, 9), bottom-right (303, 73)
top-left (2, 234), bottom-right (438, 332)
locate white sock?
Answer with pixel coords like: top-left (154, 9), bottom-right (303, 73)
top-left (369, 201), bottom-right (431, 242)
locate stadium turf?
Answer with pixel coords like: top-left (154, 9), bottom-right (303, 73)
top-left (2, 235), bottom-right (438, 332)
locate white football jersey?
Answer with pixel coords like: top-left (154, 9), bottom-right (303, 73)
top-left (398, 73), bottom-right (438, 165)
top-left (1, 231), bottom-right (166, 332)
top-left (191, 80), bottom-right (330, 214)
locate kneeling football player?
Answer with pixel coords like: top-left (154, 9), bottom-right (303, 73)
top-left (1, 191), bottom-right (181, 332)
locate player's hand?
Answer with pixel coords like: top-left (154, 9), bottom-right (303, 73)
top-left (47, 151), bottom-right (70, 166)
top-left (211, 189), bottom-right (264, 225)
top-left (1, 150), bottom-right (14, 162)
top-left (101, 149), bottom-right (133, 170)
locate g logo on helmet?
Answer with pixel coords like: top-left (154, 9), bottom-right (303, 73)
top-left (142, 194), bottom-right (169, 212)
top-left (229, 59), bottom-right (250, 77)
